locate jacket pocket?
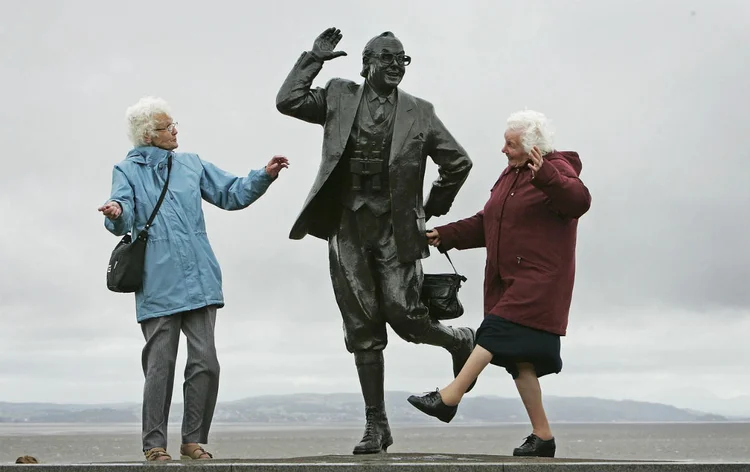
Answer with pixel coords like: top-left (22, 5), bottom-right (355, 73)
top-left (515, 255), bottom-right (556, 274)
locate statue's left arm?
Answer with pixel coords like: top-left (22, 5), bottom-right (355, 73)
top-left (276, 28), bottom-right (346, 125)
top-left (275, 52), bottom-right (328, 125)
top-left (423, 110), bottom-right (473, 218)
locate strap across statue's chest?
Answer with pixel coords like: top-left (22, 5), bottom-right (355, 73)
top-left (345, 100), bottom-right (396, 191)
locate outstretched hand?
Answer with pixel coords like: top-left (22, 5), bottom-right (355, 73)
top-left (98, 201), bottom-right (122, 220)
top-left (265, 155), bottom-right (290, 178)
top-left (311, 27), bottom-right (347, 61)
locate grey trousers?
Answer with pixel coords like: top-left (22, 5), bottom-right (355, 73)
top-left (140, 305), bottom-right (220, 451)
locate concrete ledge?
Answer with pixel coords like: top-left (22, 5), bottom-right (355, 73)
top-left (2, 454), bottom-right (748, 471)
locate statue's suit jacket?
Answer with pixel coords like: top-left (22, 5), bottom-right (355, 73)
top-left (276, 51), bottom-right (472, 263)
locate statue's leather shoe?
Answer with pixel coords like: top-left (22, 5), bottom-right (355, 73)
top-left (352, 406), bottom-right (393, 454)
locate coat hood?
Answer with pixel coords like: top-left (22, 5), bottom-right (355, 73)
top-left (547, 150), bottom-right (583, 175)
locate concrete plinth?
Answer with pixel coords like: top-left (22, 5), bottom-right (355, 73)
top-left (2, 453), bottom-right (748, 471)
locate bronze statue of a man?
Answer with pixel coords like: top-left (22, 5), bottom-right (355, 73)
top-left (276, 27), bottom-right (475, 454)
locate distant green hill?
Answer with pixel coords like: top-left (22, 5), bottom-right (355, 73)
top-left (0, 392), bottom-right (729, 424)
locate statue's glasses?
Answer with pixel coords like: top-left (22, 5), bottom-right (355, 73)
top-left (374, 53), bottom-right (412, 66)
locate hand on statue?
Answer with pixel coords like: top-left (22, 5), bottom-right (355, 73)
top-left (426, 229), bottom-right (441, 247)
top-left (265, 155), bottom-right (290, 178)
top-left (311, 27), bottom-right (348, 62)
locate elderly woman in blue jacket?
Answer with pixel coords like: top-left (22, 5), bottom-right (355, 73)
top-left (98, 96), bottom-right (288, 462)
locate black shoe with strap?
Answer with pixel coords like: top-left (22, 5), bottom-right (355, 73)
top-left (352, 406), bottom-right (393, 454)
top-left (512, 433), bottom-right (556, 458)
top-left (407, 389), bottom-right (458, 423)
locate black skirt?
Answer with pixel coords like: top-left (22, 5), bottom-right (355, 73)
top-left (475, 314), bottom-right (562, 379)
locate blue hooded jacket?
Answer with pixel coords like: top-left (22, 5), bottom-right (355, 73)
top-left (104, 146), bottom-right (274, 322)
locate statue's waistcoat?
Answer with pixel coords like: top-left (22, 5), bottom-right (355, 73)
top-left (339, 90), bottom-right (397, 216)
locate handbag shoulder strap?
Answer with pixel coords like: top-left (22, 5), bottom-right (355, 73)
top-left (443, 251), bottom-right (459, 275)
top-left (144, 154), bottom-right (172, 231)
top-left (440, 250), bottom-right (467, 282)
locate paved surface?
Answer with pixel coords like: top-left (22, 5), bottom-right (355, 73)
top-left (3, 453), bottom-right (749, 471)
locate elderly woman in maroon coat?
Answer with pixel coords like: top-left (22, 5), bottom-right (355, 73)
top-left (408, 110), bottom-right (591, 458)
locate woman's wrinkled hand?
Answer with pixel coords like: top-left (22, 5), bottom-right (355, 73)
top-left (527, 146), bottom-right (544, 179)
top-left (98, 201), bottom-right (122, 220)
top-left (265, 155), bottom-right (290, 178)
top-left (426, 229), bottom-right (441, 247)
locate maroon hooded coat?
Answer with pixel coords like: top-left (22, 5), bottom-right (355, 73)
top-left (435, 151), bottom-right (591, 336)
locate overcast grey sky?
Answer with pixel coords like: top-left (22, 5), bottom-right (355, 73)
top-left (0, 0), bottom-right (748, 416)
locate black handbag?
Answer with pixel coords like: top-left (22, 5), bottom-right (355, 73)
top-left (422, 250), bottom-right (468, 321)
top-left (106, 155), bottom-right (172, 293)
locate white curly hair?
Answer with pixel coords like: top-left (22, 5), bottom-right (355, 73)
top-left (506, 109), bottom-right (555, 154)
top-left (125, 96), bottom-right (172, 147)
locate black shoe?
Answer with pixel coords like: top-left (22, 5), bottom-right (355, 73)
top-left (407, 389), bottom-right (458, 423)
top-left (512, 434), bottom-right (556, 458)
top-left (450, 327), bottom-right (477, 393)
top-left (352, 406), bottom-right (393, 454)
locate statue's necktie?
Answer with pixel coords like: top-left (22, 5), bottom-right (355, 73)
top-left (373, 98), bottom-right (387, 124)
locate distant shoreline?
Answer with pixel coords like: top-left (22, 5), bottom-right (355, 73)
top-left (1, 393), bottom-right (742, 424)
top-left (1, 420), bottom-right (749, 429)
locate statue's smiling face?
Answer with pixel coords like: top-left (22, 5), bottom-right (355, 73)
top-left (366, 38), bottom-right (406, 93)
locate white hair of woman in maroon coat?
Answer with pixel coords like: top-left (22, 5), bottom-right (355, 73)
top-left (506, 110), bottom-right (555, 155)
